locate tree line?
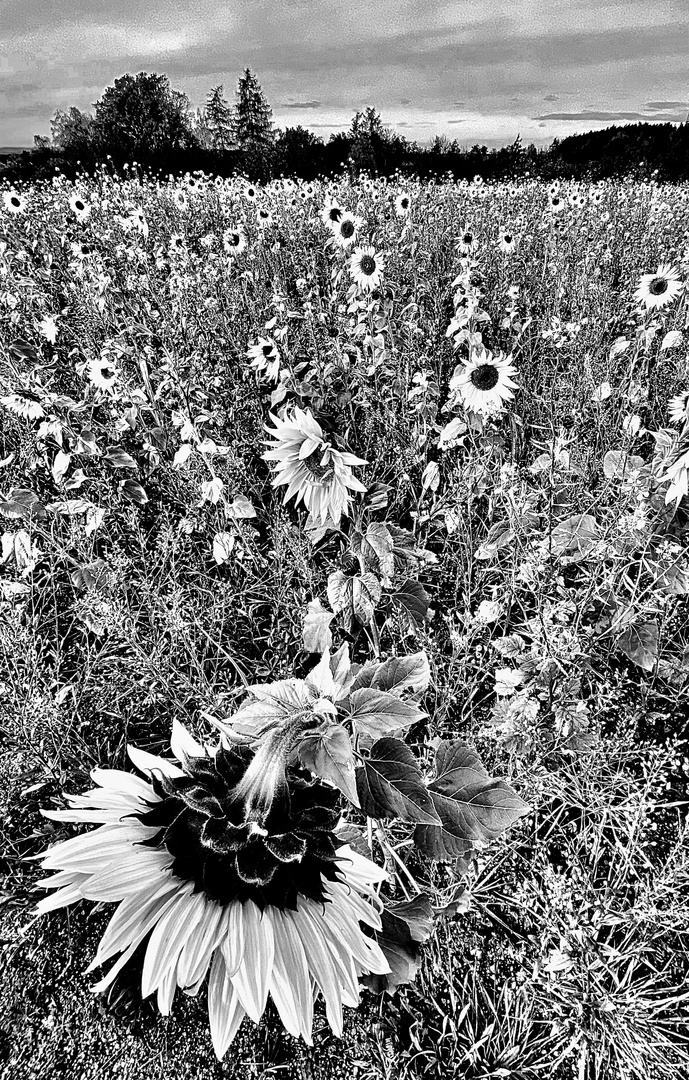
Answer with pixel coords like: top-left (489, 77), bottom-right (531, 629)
top-left (4, 69), bottom-right (689, 183)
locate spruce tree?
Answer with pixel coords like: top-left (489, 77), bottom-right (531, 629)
top-left (205, 85), bottom-right (234, 151)
top-left (231, 68), bottom-right (275, 178)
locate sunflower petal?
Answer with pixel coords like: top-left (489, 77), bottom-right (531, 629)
top-left (227, 901), bottom-right (274, 1022)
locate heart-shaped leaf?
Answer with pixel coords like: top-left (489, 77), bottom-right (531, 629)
top-left (298, 722), bottom-right (359, 806)
top-left (356, 738), bottom-right (440, 826)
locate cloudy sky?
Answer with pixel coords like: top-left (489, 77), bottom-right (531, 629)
top-left (1, 0), bottom-right (688, 148)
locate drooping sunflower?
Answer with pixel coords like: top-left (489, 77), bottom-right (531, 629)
top-left (634, 263), bottom-right (683, 311)
top-left (263, 407), bottom-right (367, 526)
top-left (348, 246), bottom-right (385, 292)
top-left (34, 723), bottom-right (389, 1058)
top-left (450, 348), bottom-right (519, 416)
top-left (247, 337), bottom-right (280, 382)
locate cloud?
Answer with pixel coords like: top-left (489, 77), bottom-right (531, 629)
top-left (448, 119), bottom-right (467, 124)
top-left (533, 108), bottom-right (685, 122)
top-left (543, 94), bottom-right (558, 101)
top-left (278, 99), bottom-right (321, 108)
top-left (643, 99), bottom-right (689, 109)
top-left (399, 97), bottom-right (411, 104)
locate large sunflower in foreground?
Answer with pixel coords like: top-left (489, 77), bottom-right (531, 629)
top-left (450, 348), bottom-right (519, 416)
top-left (263, 407), bottom-right (367, 526)
top-left (34, 722), bottom-right (389, 1058)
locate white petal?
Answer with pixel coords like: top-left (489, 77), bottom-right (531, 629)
top-left (269, 910), bottom-right (314, 1043)
top-left (291, 904), bottom-right (344, 1037)
top-left (91, 769), bottom-right (154, 801)
top-left (227, 901), bottom-right (274, 1023)
top-left (89, 938), bottom-right (142, 994)
top-left (179, 900), bottom-right (228, 989)
top-left (80, 848), bottom-right (172, 902)
top-left (35, 880), bottom-right (87, 913)
top-left (141, 886), bottom-right (196, 997)
top-left (157, 965), bottom-right (178, 1015)
top-left (208, 949), bottom-right (246, 1059)
top-left (39, 825), bottom-right (144, 871)
top-left (127, 745), bottom-right (184, 779)
top-left (170, 720), bottom-right (205, 763)
top-left (87, 876), bottom-right (181, 971)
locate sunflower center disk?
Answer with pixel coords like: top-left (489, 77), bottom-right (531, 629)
top-left (470, 363), bottom-right (500, 391)
top-left (360, 256), bottom-right (376, 275)
top-left (648, 276), bottom-right (668, 295)
top-left (136, 746), bottom-right (343, 910)
top-left (340, 221), bottom-right (354, 237)
top-left (302, 449), bottom-right (335, 484)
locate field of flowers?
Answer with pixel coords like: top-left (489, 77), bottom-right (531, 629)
top-left (1, 169), bottom-right (689, 1080)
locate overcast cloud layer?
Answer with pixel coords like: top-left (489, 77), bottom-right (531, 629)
top-left (1, 0), bottom-right (688, 147)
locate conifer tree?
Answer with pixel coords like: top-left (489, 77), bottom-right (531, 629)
top-left (231, 68), bottom-right (275, 178)
top-left (205, 85), bottom-right (234, 150)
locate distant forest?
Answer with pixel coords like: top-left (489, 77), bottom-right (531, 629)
top-left (3, 69), bottom-right (689, 184)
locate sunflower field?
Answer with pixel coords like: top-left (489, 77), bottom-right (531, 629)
top-left (1, 169), bottom-right (689, 1080)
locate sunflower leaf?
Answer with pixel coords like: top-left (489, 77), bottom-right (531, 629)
top-left (327, 569), bottom-right (381, 628)
top-left (391, 580), bottom-right (429, 624)
top-left (104, 446), bottom-right (138, 469)
top-left (370, 652), bottom-right (431, 695)
top-left (346, 688), bottom-right (426, 740)
top-left (356, 738), bottom-right (440, 825)
top-left (618, 621), bottom-right (659, 671)
top-left (119, 479), bottom-right (149, 506)
top-left (302, 599), bottom-right (335, 653)
top-left (412, 740), bottom-right (529, 859)
top-left (363, 893), bottom-right (434, 994)
top-left (352, 523), bottom-right (395, 585)
top-left (298, 722), bottom-right (360, 806)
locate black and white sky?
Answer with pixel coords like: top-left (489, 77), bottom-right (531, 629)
top-left (2, 0), bottom-right (688, 147)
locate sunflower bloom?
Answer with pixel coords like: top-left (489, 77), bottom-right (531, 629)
top-left (668, 391), bottom-right (689, 425)
top-left (246, 337), bottom-right (280, 382)
top-left (451, 348), bottom-right (519, 416)
top-left (263, 408), bottom-right (367, 525)
top-left (634, 263), bottom-right (682, 311)
top-left (34, 723), bottom-right (390, 1058)
top-left (87, 356), bottom-right (120, 391)
top-left (348, 246), bottom-right (385, 292)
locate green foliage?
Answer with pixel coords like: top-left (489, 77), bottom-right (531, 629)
top-left (91, 72), bottom-right (196, 161)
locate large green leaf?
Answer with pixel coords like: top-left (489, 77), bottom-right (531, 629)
top-left (413, 741), bottom-right (529, 860)
top-left (370, 652), bottom-right (431, 695)
top-left (298, 722), bottom-right (359, 807)
top-left (392, 580), bottom-right (429, 624)
top-left (356, 738), bottom-right (440, 825)
top-left (363, 894), bottom-right (434, 994)
top-left (302, 599), bottom-right (335, 653)
top-left (347, 688), bottom-right (426, 740)
top-left (327, 569), bottom-right (381, 627)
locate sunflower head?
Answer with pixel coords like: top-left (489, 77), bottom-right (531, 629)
top-left (137, 743), bottom-right (343, 910)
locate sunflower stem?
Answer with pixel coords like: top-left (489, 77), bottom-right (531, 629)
top-left (375, 824), bottom-right (422, 895)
